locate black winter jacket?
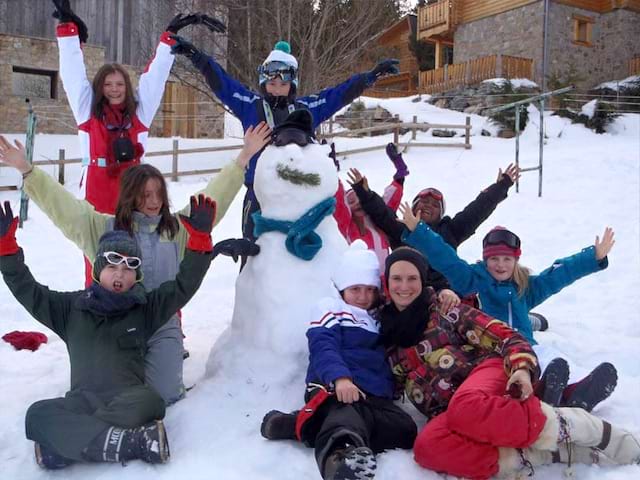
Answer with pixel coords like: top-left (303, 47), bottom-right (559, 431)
top-left (352, 175), bottom-right (513, 291)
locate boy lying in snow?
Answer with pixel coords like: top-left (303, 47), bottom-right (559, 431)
top-left (0, 196), bottom-right (252, 469)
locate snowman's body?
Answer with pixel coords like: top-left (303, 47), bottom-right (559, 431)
top-left (208, 141), bottom-right (347, 373)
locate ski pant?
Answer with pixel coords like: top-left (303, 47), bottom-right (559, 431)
top-left (240, 187), bottom-right (259, 269)
top-left (413, 357), bottom-right (547, 480)
top-left (25, 385), bottom-right (165, 462)
top-left (145, 315), bottom-right (185, 405)
top-left (303, 393), bottom-right (417, 476)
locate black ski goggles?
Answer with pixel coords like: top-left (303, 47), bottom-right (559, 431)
top-left (483, 229), bottom-right (521, 249)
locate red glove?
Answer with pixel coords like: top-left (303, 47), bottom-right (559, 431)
top-left (0, 201), bottom-right (19, 256)
top-left (179, 194), bottom-right (216, 253)
top-left (2, 331), bottom-right (48, 351)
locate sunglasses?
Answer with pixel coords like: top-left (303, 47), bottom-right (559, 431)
top-left (483, 229), bottom-right (521, 250)
top-left (102, 251), bottom-right (142, 270)
top-left (259, 61), bottom-right (297, 83)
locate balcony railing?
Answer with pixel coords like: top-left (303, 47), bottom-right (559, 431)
top-left (419, 55), bottom-right (533, 94)
top-left (418, 1), bottom-right (457, 38)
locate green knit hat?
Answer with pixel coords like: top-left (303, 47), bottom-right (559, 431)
top-left (93, 231), bottom-right (142, 281)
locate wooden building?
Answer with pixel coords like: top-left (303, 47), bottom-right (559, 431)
top-left (417, 0), bottom-right (640, 93)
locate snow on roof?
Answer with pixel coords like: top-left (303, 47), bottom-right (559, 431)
top-left (595, 75), bottom-right (640, 91)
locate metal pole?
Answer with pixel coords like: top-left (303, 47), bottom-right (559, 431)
top-left (19, 100), bottom-right (37, 228)
top-left (172, 139), bottom-right (179, 182)
top-left (515, 106), bottom-right (521, 193)
top-left (538, 99), bottom-right (544, 197)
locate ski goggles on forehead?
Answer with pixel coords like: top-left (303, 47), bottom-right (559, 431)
top-left (412, 188), bottom-right (443, 208)
top-left (258, 61), bottom-right (297, 82)
top-left (102, 251), bottom-right (142, 269)
top-left (483, 230), bottom-right (521, 249)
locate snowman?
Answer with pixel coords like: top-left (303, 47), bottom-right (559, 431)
top-left (206, 110), bottom-right (348, 376)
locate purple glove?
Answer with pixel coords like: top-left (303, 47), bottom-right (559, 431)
top-left (386, 143), bottom-right (409, 180)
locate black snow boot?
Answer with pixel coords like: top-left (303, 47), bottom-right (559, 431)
top-left (529, 312), bottom-right (549, 332)
top-left (84, 420), bottom-right (170, 464)
top-left (34, 443), bottom-right (74, 469)
top-left (535, 357), bottom-right (570, 406)
top-left (323, 445), bottom-right (376, 480)
top-left (261, 410), bottom-right (298, 440)
top-left (562, 362), bottom-right (618, 412)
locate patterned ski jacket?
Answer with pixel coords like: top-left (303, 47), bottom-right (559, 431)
top-left (402, 222), bottom-right (609, 344)
top-left (333, 179), bottom-right (403, 270)
top-left (352, 175), bottom-right (514, 291)
top-left (190, 52), bottom-right (375, 186)
top-left (381, 288), bottom-right (539, 420)
top-left (57, 22), bottom-right (175, 213)
top-left (306, 296), bottom-right (394, 399)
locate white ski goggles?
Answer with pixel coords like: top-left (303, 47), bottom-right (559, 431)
top-left (102, 251), bottom-right (142, 270)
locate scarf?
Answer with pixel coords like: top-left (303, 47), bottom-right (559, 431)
top-left (102, 103), bottom-right (144, 177)
top-left (379, 289), bottom-right (434, 348)
top-left (75, 282), bottom-right (147, 317)
top-left (252, 197), bottom-right (336, 261)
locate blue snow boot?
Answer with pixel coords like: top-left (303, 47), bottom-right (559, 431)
top-left (34, 443), bottom-right (74, 469)
top-left (536, 357), bottom-right (570, 406)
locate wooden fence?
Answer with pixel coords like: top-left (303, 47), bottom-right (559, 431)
top-left (630, 57), bottom-right (640, 76)
top-left (419, 54), bottom-right (533, 94)
top-left (0, 118), bottom-right (471, 190)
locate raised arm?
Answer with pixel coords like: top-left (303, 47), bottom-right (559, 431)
top-left (0, 136), bottom-right (108, 260)
top-left (0, 202), bottom-right (74, 338)
top-left (525, 229), bottom-right (612, 309)
top-left (56, 21), bottom-right (92, 125)
top-left (333, 179), bottom-right (353, 239)
top-left (447, 165), bottom-right (519, 245)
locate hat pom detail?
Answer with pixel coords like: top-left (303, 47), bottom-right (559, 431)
top-left (274, 40), bottom-right (291, 54)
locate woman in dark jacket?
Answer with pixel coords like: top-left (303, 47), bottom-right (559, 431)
top-left (379, 247), bottom-right (639, 479)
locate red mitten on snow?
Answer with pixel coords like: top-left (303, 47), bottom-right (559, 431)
top-left (2, 331), bottom-right (48, 351)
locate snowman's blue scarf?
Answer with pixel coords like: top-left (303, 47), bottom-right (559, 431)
top-left (252, 197), bottom-right (336, 261)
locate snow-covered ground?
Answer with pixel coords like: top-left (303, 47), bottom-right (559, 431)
top-left (1, 98), bottom-right (639, 479)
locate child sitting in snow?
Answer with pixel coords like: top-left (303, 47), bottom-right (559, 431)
top-left (260, 240), bottom-right (416, 480)
top-left (333, 143), bottom-right (408, 270)
top-left (397, 206), bottom-right (618, 413)
top-left (0, 197), bottom-right (249, 469)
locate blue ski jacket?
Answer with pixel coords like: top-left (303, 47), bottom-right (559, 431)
top-left (402, 222), bottom-right (608, 344)
top-left (191, 53), bottom-right (375, 185)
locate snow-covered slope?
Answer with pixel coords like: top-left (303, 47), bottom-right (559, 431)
top-left (0, 101), bottom-right (639, 479)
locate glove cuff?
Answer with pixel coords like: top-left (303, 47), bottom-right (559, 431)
top-left (186, 231), bottom-right (213, 253)
top-left (161, 31), bottom-right (177, 46)
top-left (0, 237), bottom-right (19, 256)
top-left (56, 22), bottom-right (79, 38)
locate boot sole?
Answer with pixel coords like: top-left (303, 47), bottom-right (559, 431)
top-left (541, 358), bottom-right (570, 406)
top-left (154, 420), bottom-right (171, 464)
top-left (329, 447), bottom-right (376, 480)
top-left (565, 362), bottom-right (618, 412)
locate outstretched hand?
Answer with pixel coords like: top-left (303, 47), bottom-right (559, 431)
top-left (398, 202), bottom-right (419, 232)
top-left (213, 238), bottom-right (260, 262)
top-left (0, 136), bottom-right (31, 174)
top-left (497, 163), bottom-right (521, 184)
top-left (437, 289), bottom-right (461, 314)
top-left (369, 59), bottom-right (400, 80)
top-left (52, 0), bottom-right (88, 43)
top-left (196, 13), bottom-right (227, 33)
top-left (594, 227), bottom-right (615, 260)
top-left (179, 194), bottom-right (217, 233)
top-left (346, 168), bottom-right (369, 191)
top-left (236, 122), bottom-right (272, 169)
top-left (167, 13), bottom-right (226, 34)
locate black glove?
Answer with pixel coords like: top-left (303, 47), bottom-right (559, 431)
top-left (0, 201), bottom-right (19, 256)
top-left (166, 13), bottom-right (200, 34)
top-left (329, 142), bottom-right (339, 171)
top-left (368, 58), bottom-right (400, 81)
top-left (167, 12), bottom-right (226, 34)
top-left (52, 0), bottom-right (88, 43)
top-left (170, 35), bottom-right (201, 59)
top-left (179, 194), bottom-right (216, 233)
top-left (213, 239), bottom-right (260, 262)
top-left (196, 13), bottom-right (227, 33)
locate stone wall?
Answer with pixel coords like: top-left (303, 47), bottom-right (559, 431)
top-left (453, 2), bottom-right (545, 84)
top-left (0, 32), bottom-right (224, 138)
top-left (546, 4), bottom-right (640, 89)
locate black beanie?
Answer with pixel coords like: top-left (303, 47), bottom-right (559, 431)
top-left (93, 230), bottom-right (142, 281)
top-left (272, 109), bottom-right (315, 147)
top-left (384, 247), bottom-right (429, 289)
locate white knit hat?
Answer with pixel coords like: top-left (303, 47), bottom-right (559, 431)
top-left (331, 240), bottom-right (381, 291)
top-left (262, 41), bottom-right (298, 69)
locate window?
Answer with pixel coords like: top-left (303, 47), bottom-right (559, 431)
top-left (12, 67), bottom-right (57, 99)
top-left (572, 15), bottom-right (594, 47)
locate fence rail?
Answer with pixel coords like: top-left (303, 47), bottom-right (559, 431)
top-left (419, 54), bottom-right (533, 94)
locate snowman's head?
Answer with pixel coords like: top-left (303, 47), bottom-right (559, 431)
top-left (255, 111), bottom-right (337, 220)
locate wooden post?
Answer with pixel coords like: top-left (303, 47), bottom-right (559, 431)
top-left (393, 114), bottom-right (400, 145)
top-left (329, 117), bottom-right (334, 135)
top-left (172, 139), bottom-right (179, 182)
top-left (465, 116), bottom-right (471, 149)
top-left (58, 149), bottom-right (65, 185)
top-left (412, 115), bottom-right (417, 140)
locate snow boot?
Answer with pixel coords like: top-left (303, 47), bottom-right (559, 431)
top-left (323, 445), bottom-right (376, 480)
top-left (529, 312), bottom-right (548, 332)
top-left (83, 420), bottom-right (170, 464)
top-left (261, 410), bottom-right (298, 440)
top-left (533, 402), bottom-right (640, 465)
top-left (535, 357), bottom-right (569, 407)
top-left (562, 362), bottom-right (618, 412)
top-left (34, 442), bottom-right (73, 469)
top-left (498, 443), bottom-right (616, 478)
